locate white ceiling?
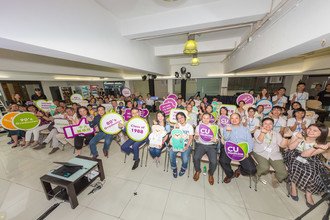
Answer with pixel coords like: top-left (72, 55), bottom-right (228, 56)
top-left (95, 0), bottom-right (220, 20)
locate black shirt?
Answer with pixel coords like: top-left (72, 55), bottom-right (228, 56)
top-left (31, 94), bottom-right (47, 101)
top-left (317, 90), bottom-right (330, 106)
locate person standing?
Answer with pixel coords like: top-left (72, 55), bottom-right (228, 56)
top-left (290, 82), bottom-right (309, 109)
top-left (272, 87), bottom-right (288, 108)
top-left (31, 88), bottom-right (47, 101)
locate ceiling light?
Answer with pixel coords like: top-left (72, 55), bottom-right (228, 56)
top-left (191, 54), bottom-right (200, 66)
top-left (183, 34), bottom-right (197, 54)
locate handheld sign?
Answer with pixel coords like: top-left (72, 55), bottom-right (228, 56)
top-left (224, 141), bottom-right (249, 161)
top-left (54, 118), bottom-right (70, 133)
top-left (70, 94), bottom-right (83, 104)
top-left (169, 109), bottom-right (188, 123)
top-left (211, 101), bottom-right (221, 113)
top-left (1, 112), bottom-right (20, 130)
top-left (126, 117), bottom-right (150, 142)
top-left (13, 112), bottom-right (40, 130)
top-left (63, 118), bottom-right (95, 139)
top-left (159, 98), bottom-right (177, 115)
top-left (236, 93), bottom-right (255, 105)
top-left (167, 94), bottom-right (178, 100)
top-left (219, 115), bottom-right (230, 128)
top-left (139, 109), bottom-right (149, 118)
top-left (100, 113), bottom-right (124, 135)
top-left (199, 124), bottom-right (214, 142)
top-left (49, 105), bottom-right (57, 116)
top-left (170, 129), bottom-right (185, 152)
top-left (148, 125), bottom-right (167, 148)
top-left (35, 100), bottom-right (55, 112)
top-left (122, 88), bottom-right (131, 97)
top-left (219, 104), bottom-right (237, 116)
top-left (123, 108), bottom-right (149, 121)
top-left (256, 100), bottom-right (273, 115)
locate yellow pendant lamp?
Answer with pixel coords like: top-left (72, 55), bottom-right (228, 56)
top-left (191, 54), bottom-right (200, 66)
top-left (183, 34), bottom-right (198, 54)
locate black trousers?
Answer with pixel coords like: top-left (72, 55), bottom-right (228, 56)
top-left (74, 134), bottom-right (94, 150)
top-left (193, 143), bottom-right (218, 175)
top-left (219, 146), bottom-right (256, 178)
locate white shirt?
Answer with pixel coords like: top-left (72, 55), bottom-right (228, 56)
top-left (245, 117), bottom-right (260, 133)
top-left (287, 118), bottom-right (311, 132)
top-left (253, 130), bottom-right (283, 160)
top-left (290, 92), bottom-right (309, 109)
top-left (271, 117), bottom-right (287, 133)
top-left (145, 98), bottom-right (154, 106)
top-left (178, 123), bottom-right (194, 146)
top-left (272, 95), bottom-right (288, 107)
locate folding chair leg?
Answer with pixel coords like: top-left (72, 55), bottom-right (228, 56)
top-left (254, 177), bottom-right (258, 191)
top-left (164, 149), bottom-right (168, 171)
top-left (140, 146), bottom-right (145, 167)
top-left (249, 175), bottom-right (252, 189)
top-left (145, 147), bottom-right (149, 167)
top-left (217, 163), bottom-right (220, 184)
top-left (124, 154), bottom-right (127, 163)
top-left (221, 169), bottom-right (224, 183)
top-left (166, 151), bottom-right (170, 172)
top-left (187, 153), bottom-right (191, 178)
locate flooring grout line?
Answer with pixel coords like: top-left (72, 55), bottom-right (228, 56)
top-left (234, 178), bottom-right (252, 220)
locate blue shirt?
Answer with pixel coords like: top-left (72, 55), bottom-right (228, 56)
top-left (223, 125), bottom-right (254, 153)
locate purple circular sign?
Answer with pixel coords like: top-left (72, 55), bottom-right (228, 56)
top-left (219, 115), bottom-right (230, 128)
top-left (199, 124), bottom-right (214, 142)
top-left (236, 93), bottom-right (254, 105)
top-left (224, 141), bottom-right (245, 161)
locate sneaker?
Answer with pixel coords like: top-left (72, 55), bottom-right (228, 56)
top-left (48, 147), bottom-right (59, 154)
top-left (179, 168), bottom-right (186, 176)
top-left (103, 149), bottom-right (109, 158)
top-left (173, 168), bottom-right (178, 178)
top-left (132, 159), bottom-right (140, 170)
top-left (7, 140), bottom-right (14, 145)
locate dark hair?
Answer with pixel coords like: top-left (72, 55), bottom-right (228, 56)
top-left (297, 82), bottom-right (306, 86)
top-left (202, 112), bottom-right (211, 118)
top-left (176, 112), bottom-right (186, 120)
top-left (278, 87), bottom-right (286, 91)
top-left (248, 107), bottom-right (256, 112)
top-left (77, 106), bottom-right (90, 119)
top-left (272, 106), bottom-right (282, 111)
top-left (262, 117), bottom-right (274, 124)
top-left (315, 83), bottom-right (322, 87)
top-left (309, 124), bottom-right (329, 145)
top-left (291, 101), bottom-right (302, 109)
top-left (238, 100), bottom-right (245, 106)
top-left (257, 105), bottom-right (264, 110)
top-left (131, 107), bottom-right (139, 112)
top-left (219, 107), bottom-right (228, 115)
top-left (155, 111), bottom-right (166, 125)
top-left (258, 87), bottom-right (270, 99)
top-left (97, 105), bottom-right (105, 111)
top-left (293, 108), bottom-right (306, 118)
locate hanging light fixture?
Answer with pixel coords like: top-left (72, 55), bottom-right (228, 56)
top-left (183, 34), bottom-right (197, 54)
top-left (191, 54), bottom-right (200, 66)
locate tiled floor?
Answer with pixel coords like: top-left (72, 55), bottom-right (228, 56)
top-left (0, 134), bottom-right (327, 220)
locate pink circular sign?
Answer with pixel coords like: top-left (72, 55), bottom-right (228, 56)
top-left (236, 93), bottom-right (254, 105)
top-left (122, 88), bottom-right (131, 97)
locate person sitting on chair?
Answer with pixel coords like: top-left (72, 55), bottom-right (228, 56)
top-left (193, 113), bottom-right (219, 185)
top-left (284, 124), bottom-right (329, 207)
top-left (169, 112), bottom-right (194, 178)
top-left (219, 113), bottom-right (256, 183)
top-left (252, 118), bottom-right (288, 188)
top-left (119, 108), bottom-right (147, 170)
top-left (89, 105), bottom-right (114, 158)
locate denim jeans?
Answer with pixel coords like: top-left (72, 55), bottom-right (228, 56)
top-left (89, 131), bottom-right (113, 157)
top-left (169, 147), bottom-right (192, 171)
top-left (121, 138), bottom-right (147, 161)
top-left (149, 147), bottom-right (162, 158)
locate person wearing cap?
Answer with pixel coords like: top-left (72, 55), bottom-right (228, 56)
top-left (31, 88), bottom-right (47, 101)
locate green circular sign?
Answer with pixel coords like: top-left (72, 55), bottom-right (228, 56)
top-left (125, 117), bottom-right (150, 142)
top-left (13, 112), bottom-right (40, 130)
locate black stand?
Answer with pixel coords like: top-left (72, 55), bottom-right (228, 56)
top-left (295, 191), bottom-right (330, 220)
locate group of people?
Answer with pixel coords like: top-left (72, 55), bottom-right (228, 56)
top-left (4, 82), bottom-right (330, 208)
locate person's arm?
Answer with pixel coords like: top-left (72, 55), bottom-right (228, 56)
top-left (288, 133), bottom-right (303, 150)
top-left (290, 93), bottom-right (297, 103)
top-left (289, 120), bottom-right (298, 132)
top-left (301, 143), bottom-right (329, 157)
top-left (255, 129), bottom-right (265, 144)
top-left (223, 125), bottom-right (232, 141)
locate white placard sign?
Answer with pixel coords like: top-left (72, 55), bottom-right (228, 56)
top-left (100, 113), bottom-right (124, 135)
top-left (126, 117), bottom-right (150, 142)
